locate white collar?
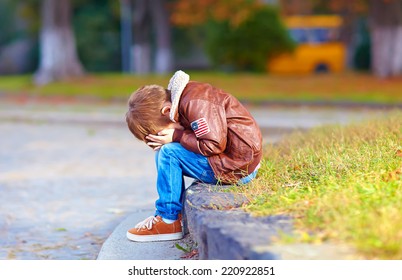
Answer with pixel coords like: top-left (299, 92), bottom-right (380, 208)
top-left (167, 70), bottom-right (190, 122)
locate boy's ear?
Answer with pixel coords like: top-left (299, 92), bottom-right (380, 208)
top-left (161, 104), bottom-right (171, 116)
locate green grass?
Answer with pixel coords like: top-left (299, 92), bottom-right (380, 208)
top-left (1, 72), bottom-right (402, 104)
top-left (240, 111), bottom-right (402, 259)
top-left (0, 73), bottom-right (169, 100)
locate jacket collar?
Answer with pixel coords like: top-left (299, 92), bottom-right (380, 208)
top-left (167, 70), bottom-right (190, 122)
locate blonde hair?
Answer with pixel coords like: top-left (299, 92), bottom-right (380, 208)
top-left (126, 85), bottom-right (172, 142)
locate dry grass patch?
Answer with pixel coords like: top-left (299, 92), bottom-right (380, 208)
top-left (238, 111), bottom-right (402, 259)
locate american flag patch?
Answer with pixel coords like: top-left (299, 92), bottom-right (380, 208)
top-left (191, 118), bottom-right (210, 138)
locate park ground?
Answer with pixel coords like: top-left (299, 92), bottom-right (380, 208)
top-left (1, 72), bottom-right (402, 104)
top-left (0, 72), bottom-right (401, 260)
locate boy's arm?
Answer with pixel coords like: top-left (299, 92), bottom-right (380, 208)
top-left (173, 99), bottom-right (227, 156)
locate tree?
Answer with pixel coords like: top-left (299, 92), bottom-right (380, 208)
top-left (170, 0), bottom-right (294, 71)
top-left (73, 0), bottom-right (121, 72)
top-left (205, 6), bottom-right (294, 71)
top-left (132, 0), bottom-right (172, 74)
top-left (369, 0), bottom-right (402, 77)
top-left (34, 0), bottom-right (84, 85)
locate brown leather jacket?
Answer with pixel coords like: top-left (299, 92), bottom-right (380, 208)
top-left (172, 80), bottom-right (263, 184)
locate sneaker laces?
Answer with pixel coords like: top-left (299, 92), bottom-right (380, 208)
top-left (135, 216), bottom-right (158, 230)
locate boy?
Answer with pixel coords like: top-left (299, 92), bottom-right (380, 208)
top-left (125, 70), bottom-right (262, 242)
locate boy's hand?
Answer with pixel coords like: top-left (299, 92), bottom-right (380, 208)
top-left (146, 128), bottom-right (175, 151)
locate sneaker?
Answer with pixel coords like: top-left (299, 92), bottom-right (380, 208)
top-left (126, 215), bottom-right (183, 242)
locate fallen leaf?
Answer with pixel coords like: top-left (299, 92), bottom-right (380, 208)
top-left (180, 249), bottom-right (199, 259)
top-left (384, 167), bottom-right (402, 182)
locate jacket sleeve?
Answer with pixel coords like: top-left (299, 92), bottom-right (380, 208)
top-left (174, 99), bottom-right (227, 156)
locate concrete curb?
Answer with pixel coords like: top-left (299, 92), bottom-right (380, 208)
top-left (183, 182), bottom-right (293, 260)
top-left (183, 182), bottom-right (361, 260)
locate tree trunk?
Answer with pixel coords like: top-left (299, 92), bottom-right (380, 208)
top-left (132, 0), bottom-right (151, 74)
top-left (338, 2), bottom-right (357, 69)
top-left (132, 0), bottom-right (173, 74)
top-left (369, 0), bottom-right (402, 78)
top-left (34, 0), bottom-right (84, 85)
top-left (149, 0), bottom-right (173, 73)
top-left (120, 0), bottom-right (133, 73)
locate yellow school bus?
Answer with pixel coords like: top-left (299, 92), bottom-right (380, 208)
top-left (267, 15), bottom-right (346, 74)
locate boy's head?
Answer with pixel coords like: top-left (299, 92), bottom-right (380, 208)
top-left (126, 85), bottom-right (172, 142)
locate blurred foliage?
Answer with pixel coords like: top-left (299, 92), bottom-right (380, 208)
top-left (169, 0), bottom-right (261, 27)
top-left (205, 6), bottom-right (295, 71)
top-left (0, 0), bottom-right (121, 72)
top-left (280, 0), bottom-right (368, 15)
top-left (0, 0), bottom-right (374, 74)
top-left (0, 1), bottom-right (17, 45)
top-left (72, 0), bottom-right (121, 72)
top-left (0, 0), bottom-right (39, 45)
top-left (354, 18), bottom-right (371, 71)
top-left (0, 0), bottom-right (39, 73)
top-left (171, 25), bottom-right (204, 62)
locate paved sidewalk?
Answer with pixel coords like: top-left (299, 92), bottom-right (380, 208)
top-left (0, 100), bottom-right (390, 259)
top-left (97, 210), bottom-right (195, 260)
top-left (0, 102), bottom-right (157, 259)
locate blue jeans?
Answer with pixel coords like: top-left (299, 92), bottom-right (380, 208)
top-left (154, 143), bottom-right (258, 220)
